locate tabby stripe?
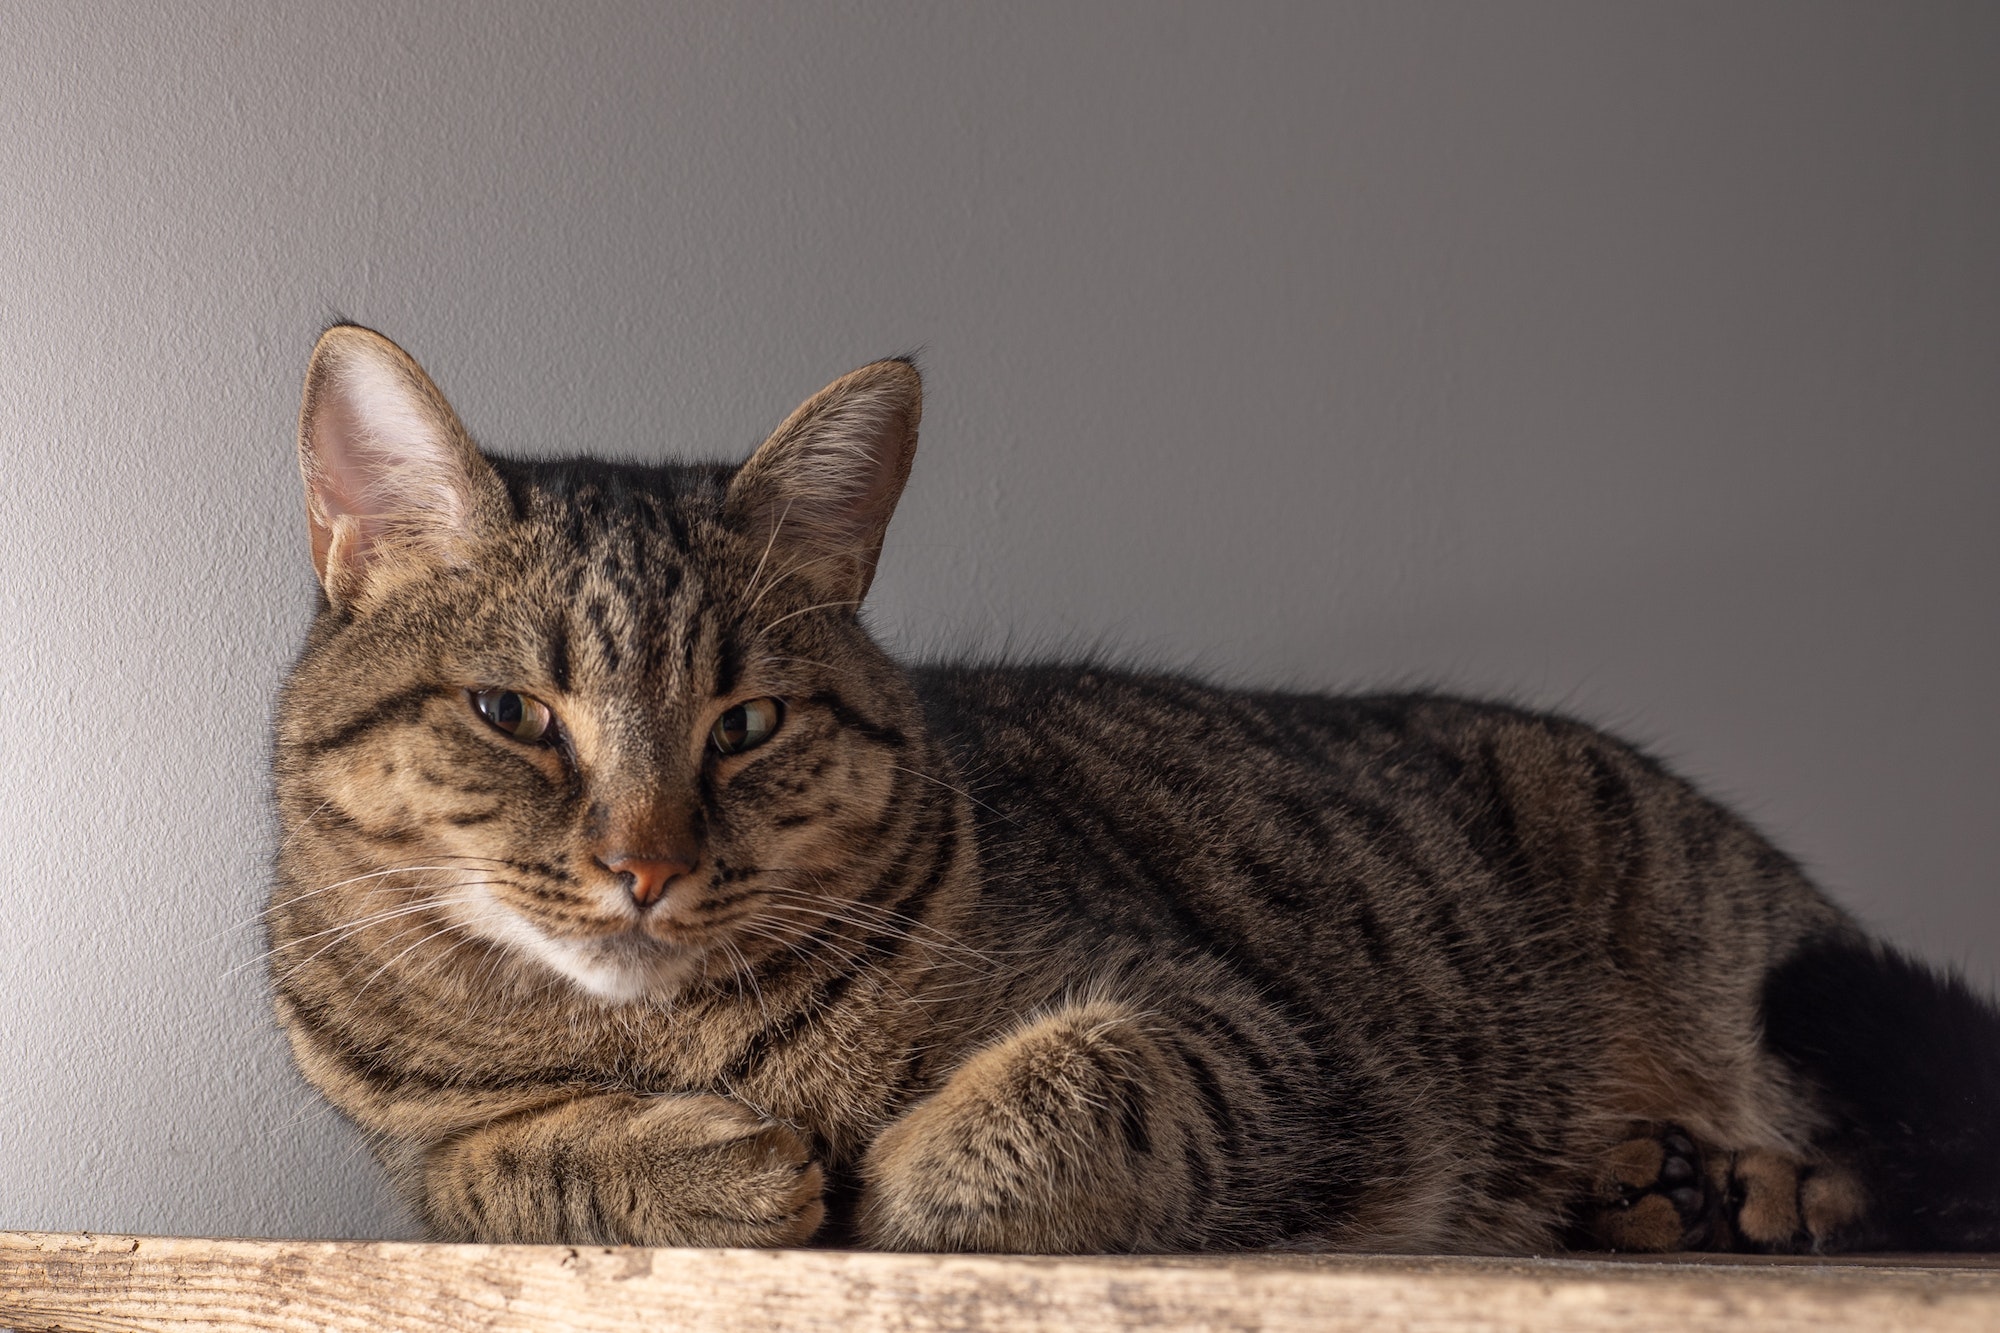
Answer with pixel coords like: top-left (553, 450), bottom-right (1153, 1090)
top-left (1472, 739), bottom-right (1533, 885)
top-left (1101, 1062), bottom-right (1153, 1158)
top-left (1173, 1035), bottom-right (1244, 1148)
top-left (1584, 747), bottom-right (1656, 956)
top-left (299, 687), bottom-right (435, 755)
top-left (850, 769), bottom-right (940, 911)
top-left (752, 794), bottom-right (948, 1002)
top-left (503, 857), bottom-right (573, 882)
top-left (545, 620), bottom-right (572, 694)
top-left (1180, 999), bottom-right (1282, 1086)
top-left (584, 1182), bottom-right (613, 1244)
top-left (652, 492), bottom-right (691, 553)
top-left (808, 691), bottom-right (907, 749)
top-left (414, 763), bottom-right (507, 795)
top-left (714, 631), bottom-right (744, 701)
top-left (583, 597), bottom-right (620, 672)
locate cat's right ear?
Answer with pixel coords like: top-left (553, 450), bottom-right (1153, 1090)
top-left (296, 325), bottom-right (509, 607)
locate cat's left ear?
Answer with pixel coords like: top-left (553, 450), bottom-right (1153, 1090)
top-left (724, 358), bottom-right (922, 607)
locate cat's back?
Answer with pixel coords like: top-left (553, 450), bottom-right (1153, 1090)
top-left (907, 661), bottom-right (1847, 1006)
top-left (910, 659), bottom-right (1631, 857)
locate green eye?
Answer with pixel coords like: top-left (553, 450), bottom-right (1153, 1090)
top-left (712, 697), bottom-right (782, 755)
top-left (472, 688), bottom-right (555, 744)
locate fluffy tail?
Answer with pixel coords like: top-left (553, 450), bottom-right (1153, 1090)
top-left (1762, 935), bottom-right (2000, 1250)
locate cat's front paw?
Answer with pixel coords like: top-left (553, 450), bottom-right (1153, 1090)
top-left (424, 1092), bottom-right (824, 1247)
top-left (857, 1001), bottom-right (1193, 1252)
top-left (630, 1094), bottom-right (827, 1247)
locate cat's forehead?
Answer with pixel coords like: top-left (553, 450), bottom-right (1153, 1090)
top-left (476, 453), bottom-right (748, 695)
top-left (494, 455), bottom-right (731, 543)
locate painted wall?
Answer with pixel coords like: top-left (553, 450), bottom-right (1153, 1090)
top-left (3, 2), bottom-right (1994, 1238)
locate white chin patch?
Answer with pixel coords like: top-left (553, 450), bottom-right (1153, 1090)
top-left (535, 933), bottom-right (700, 1004)
top-left (454, 889), bottom-right (697, 1003)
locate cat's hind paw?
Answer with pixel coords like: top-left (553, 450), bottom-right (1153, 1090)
top-left (1579, 1123), bottom-right (1721, 1251)
top-left (1718, 1148), bottom-right (1867, 1254)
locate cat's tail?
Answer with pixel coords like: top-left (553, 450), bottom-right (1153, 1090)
top-left (1762, 934), bottom-right (2000, 1250)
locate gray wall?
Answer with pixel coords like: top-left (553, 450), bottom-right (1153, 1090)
top-left (3, 2), bottom-right (1994, 1238)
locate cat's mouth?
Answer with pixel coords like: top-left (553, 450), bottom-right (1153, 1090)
top-left (450, 872), bottom-right (788, 1003)
top-left (449, 888), bottom-right (713, 1003)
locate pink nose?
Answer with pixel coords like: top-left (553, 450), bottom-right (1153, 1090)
top-left (600, 855), bottom-right (693, 908)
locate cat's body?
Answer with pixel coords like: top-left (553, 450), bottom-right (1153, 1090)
top-left (270, 326), bottom-right (2000, 1254)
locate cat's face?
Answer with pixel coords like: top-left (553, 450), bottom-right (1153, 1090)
top-left (274, 328), bottom-right (925, 1004)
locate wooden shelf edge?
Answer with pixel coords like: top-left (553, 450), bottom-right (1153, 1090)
top-left (3, 1231), bottom-right (1999, 1333)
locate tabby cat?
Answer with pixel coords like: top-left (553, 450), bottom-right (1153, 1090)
top-left (270, 324), bottom-right (2000, 1254)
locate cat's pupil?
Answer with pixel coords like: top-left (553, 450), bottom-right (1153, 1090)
top-left (472, 686), bottom-right (552, 742)
top-left (716, 706), bottom-right (749, 752)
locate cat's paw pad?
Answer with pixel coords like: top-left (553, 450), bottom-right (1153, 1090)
top-left (1582, 1124), bottom-right (1718, 1250)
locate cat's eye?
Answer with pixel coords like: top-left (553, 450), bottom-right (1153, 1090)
top-left (712, 697), bottom-right (782, 755)
top-left (471, 688), bottom-right (555, 744)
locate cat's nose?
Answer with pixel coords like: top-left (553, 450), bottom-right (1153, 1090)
top-left (599, 854), bottom-right (694, 908)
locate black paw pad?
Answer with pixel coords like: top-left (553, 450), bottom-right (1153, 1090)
top-left (1655, 1131), bottom-right (1711, 1236)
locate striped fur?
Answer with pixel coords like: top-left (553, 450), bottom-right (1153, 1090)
top-left (270, 326), bottom-right (1993, 1254)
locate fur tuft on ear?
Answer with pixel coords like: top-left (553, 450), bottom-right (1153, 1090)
top-left (297, 325), bottom-right (508, 606)
top-left (724, 358), bottom-right (922, 609)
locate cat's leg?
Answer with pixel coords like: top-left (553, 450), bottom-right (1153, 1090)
top-left (422, 1092), bottom-right (824, 1246)
top-left (856, 996), bottom-right (1278, 1253)
top-left (1579, 1124), bottom-right (1867, 1253)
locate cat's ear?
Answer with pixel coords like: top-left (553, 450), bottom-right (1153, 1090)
top-left (296, 325), bottom-right (509, 606)
top-left (723, 358), bottom-right (922, 607)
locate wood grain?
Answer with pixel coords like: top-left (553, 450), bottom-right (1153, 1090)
top-left (4, 1232), bottom-right (1999, 1333)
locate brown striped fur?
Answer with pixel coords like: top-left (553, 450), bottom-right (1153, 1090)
top-left (269, 325), bottom-right (1967, 1255)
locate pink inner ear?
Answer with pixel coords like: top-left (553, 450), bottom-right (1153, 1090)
top-left (300, 338), bottom-right (477, 590)
top-left (307, 392), bottom-right (382, 553)
top-left (304, 379), bottom-right (405, 582)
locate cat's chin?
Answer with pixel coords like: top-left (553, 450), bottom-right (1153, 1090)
top-left (539, 935), bottom-right (703, 1004)
top-left (481, 910), bottom-right (702, 1004)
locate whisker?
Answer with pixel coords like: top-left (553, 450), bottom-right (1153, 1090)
top-left (740, 497), bottom-right (796, 613)
top-left (255, 889), bottom-right (496, 980)
top-left (275, 797), bottom-right (337, 844)
top-left (210, 863), bottom-right (524, 944)
top-left (352, 920), bottom-right (483, 999)
top-left (725, 920), bottom-right (982, 1010)
top-left (887, 764), bottom-right (1024, 829)
top-left (742, 549), bottom-right (857, 624)
top-left (751, 878), bottom-right (1030, 963)
top-left (272, 862), bottom-right (516, 907)
top-left (721, 937), bottom-right (771, 1028)
top-left (756, 596), bottom-right (862, 638)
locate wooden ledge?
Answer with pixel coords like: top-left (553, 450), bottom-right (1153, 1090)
top-left (3, 1232), bottom-right (1998, 1333)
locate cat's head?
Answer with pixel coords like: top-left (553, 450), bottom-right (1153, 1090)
top-left (273, 326), bottom-right (935, 1004)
